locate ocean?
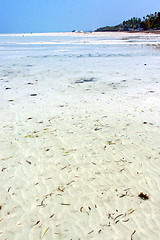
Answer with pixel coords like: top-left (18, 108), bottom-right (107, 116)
top-left (0, 32), bottom-right (160, 86)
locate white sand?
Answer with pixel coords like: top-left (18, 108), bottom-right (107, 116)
top-left (0, 32), bottom-right (160, 239)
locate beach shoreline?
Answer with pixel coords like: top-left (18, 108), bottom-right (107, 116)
top-left (0, 32), bottom-right (160, 240)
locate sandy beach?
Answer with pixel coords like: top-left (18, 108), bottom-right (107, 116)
top-left (0, 32), bottom-right (160, 239)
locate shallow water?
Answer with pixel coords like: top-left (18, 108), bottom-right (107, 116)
top-left (0, 32), bottom-right (160, 109)
top-left (0, 32), bottom-right (160, 90)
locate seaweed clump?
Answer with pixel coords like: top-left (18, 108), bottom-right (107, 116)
top-left (138, 192), bottom-right (149, 200)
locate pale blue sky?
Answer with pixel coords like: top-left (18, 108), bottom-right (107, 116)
top-left (0, 0), bottom-right (160, 33)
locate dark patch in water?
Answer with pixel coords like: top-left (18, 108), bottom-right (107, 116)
top-left (26, 65), bottom-right (33, 67)
top-left (75, 78), bottom-right (96, 84)
top-left (30, 94), bottom-right (37, 96)
top-left (75, 80), bottom-right (84, 84)
top-left (83, 78), bottom-right (96, 82)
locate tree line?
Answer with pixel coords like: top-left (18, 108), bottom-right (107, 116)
top-left (95, 12), bottom-right (160, 32)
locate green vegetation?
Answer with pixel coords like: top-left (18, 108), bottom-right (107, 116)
top-left (95, 12), bottom-right (160, 32)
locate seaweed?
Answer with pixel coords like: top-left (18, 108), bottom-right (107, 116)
top-left (34, 220), bottom-right (40, 226)
top-left (107, 141), bottom-right (115, 145)
top-left (66, 180), bottom-right (75, 186)
top-left (1, 167), bottom-right (6, 171)
top-left (25, 131), bottom-right (39, 138)
top-left (26, 160), bottom-right (31, 165)
top-left (58, 186), bottom-right (64, 192)
top-left (131, 230), bottom-right (136, 240)
top-left (128, 209), bottom-right (135, 215)
top-left (88, 230), bottom-right (94, 235)
top-left (43, 227), bottom-right (50, 238)
top-left (120, 168), bottom-right (125, 172)
top-left (25, 135), bottom-right (32, 138)
top-left (94, 127), bottom-right (102, 131)
top-left (1, 156), bottom-right (13, 161)
top-left (138, 192), bottom-right (149, 200)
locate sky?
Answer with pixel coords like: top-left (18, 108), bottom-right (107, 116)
top-left (0, 0), bottom-right (160, 33)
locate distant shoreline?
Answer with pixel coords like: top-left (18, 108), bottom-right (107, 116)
top-left (95, 29), bottom-right (160, 34)
top-left (1, 30), bottom-right (160, 36)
